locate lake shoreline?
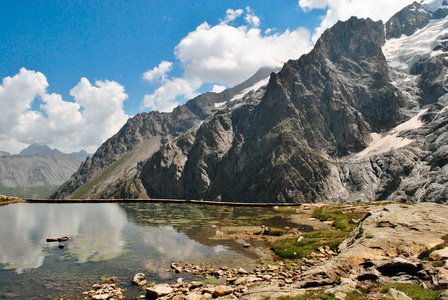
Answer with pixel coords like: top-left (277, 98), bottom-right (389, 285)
top-left (24, 198), bottom-right (302, 207)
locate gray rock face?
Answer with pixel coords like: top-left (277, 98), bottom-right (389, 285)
top-left (140, 17), bottom-right (415, 203)
top-left (0, 152), bottom-right (81, 198)
top-left (54, 2), bottom-right (448, 204)
top-left (385, 2), bottom-right (431, 39)
top-left (50, 67), bottom-right (278, 199)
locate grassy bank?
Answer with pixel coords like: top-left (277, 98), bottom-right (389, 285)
top-left (271, 203), bottom-right (380, 259)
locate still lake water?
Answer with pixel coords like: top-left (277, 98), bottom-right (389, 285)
top-left (0, 202), bottom-right (306, 299)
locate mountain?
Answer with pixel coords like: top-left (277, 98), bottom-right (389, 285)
top-left (19, 144), bottom-right (62, 156)
top-left (68, 149), bottom-right (90, 161)
top-left (52, 1), bottom-right (448, 203)
top-left (0, 144), bottom-right (91, 198)
top-left (0, 152), bottom-right (82, 199)
top-left (50, 67), bottom-right (279, 199)
top-left (18, 144), bottom-right (90, 161)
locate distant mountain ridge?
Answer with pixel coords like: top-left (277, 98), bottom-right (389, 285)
top-left (0, 144), bottom-right (90, 198)
top-left (52, 1), bottom-right (448, 203)
top-left (18, 144), bottom-right (90, 161)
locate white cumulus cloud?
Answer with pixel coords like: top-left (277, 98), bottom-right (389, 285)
top-left (222, 9), bottom-right (244, 24)
top-left (0, 68), bottom-right (129, 154)
top-left (211, 85), bottom-right (227, 93)
top-left (298, 0), bottom-right (415, 42)
top-left (141, 77), bottom-right (201, 112)
top-left (141, 7), bottom-right (313, 112)
top-left (142, 61), bottom-right (173, 83)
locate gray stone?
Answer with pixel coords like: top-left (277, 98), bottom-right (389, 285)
top-left (145, 284), bottom-right (174, 300)
top-left (132, 273), bottom-right (147, 286)
top-left (338, 204), bottom-right (448, 266)
top-left (387, 288), bottom-right (412, 300)
top-left (438, 290), bottom-right (448, 300)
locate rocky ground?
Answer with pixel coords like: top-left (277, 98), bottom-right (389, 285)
top-left (0, 194), bottom-right (25, 206)
top-left (80, 202), bottom-right (448, 300)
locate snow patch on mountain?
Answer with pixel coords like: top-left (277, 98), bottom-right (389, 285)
top-left (383, 16), bottom-right (448, 71)
top-left (230, 77), bottom-right (270, 102)
top-left (356, 109), bottom-right (428, 159)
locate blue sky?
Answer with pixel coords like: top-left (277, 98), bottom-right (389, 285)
top-left (0, 0), bottom-right (415, 153)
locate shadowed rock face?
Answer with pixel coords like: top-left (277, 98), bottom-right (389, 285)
top-left (139, 17), bottom-right (414, 203)
top-left (385, 2), bottom-right (432, 40)
top-left (50, 67), bottom-right (278, 200)
top-left (54, 2), bottom-right (448, 204)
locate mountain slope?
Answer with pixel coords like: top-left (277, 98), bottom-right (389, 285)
top-left (53, 1), bottom-right (448, 204)
top-left (0, 152), bottom-right (81, 198)
top-left (138, 2), bottom-right (448, 203)
top-left (139, 17), bottom-right (417, 203)
top-left (50, 67), bottom-right (278, 199)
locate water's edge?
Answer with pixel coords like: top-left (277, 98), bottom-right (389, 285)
top-left (24, 198), bottom-right (302, 206)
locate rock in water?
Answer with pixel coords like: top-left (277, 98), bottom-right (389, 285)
top-left (132, 273), bottom-right (147, 286)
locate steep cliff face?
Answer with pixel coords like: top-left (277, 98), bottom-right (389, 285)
top-left (139, 5), bottom-right (448, 204)
top-left (140, 17), bottom-right (417, 203)
top-left (50, 67), bottom-right (277, 199)
top-left (54, 2), bottom-right (448, 204)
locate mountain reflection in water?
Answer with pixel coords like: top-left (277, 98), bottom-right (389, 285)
top-left (0, 202), bottom-right (304, 299)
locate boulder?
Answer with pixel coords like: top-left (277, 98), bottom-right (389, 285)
top-left (432, 268), bottom-right (448, 289)
top-left (387, 288), bottom-right (412, 300)
top-left (92, 294), bottom-right (111, 300)
top-left (431, 247), bottom-right (448, 261)
top-left (338, 204), bottom-right (448, 266)
top-left (295, 259), bottom-right (352, 288)
top-left (132, 273), bottom-right (147, 286)
top-left (145, 284), bottom-right (174, 299)
top-left (438, 290), bottom-right (448, 300)
top-left (212, 285), bottom-right (234, 298)
top-left (185, 292), bottom-right (212, 300)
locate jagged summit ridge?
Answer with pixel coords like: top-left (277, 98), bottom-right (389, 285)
top-left (52, 2), bottom-right (448, 203)
top-left (50, 66), bottom-right (278, 199)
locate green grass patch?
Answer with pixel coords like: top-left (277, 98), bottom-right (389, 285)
top-left (271, 230), bottom-right (347, 259)
top-left (70, 153), bottom-right (131, 199)
top-left (312, 205), bottom-right (365, 231)
top-left (2, 265), bottom-right (17, 270)
top-left (374, 283), bottom-right (442, 300)
top-left (272, 205), bottom-right (368, 259)
top-left (279, 283), bottom-right (442, 300)
top-left (279, 290), bottom-right (366, 300)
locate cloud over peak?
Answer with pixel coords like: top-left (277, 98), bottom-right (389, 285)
top-left (299, 0), bottom-right (415, 42)
top-left (140, 7), bottom-right (313, 112)
top-left (0, 69), bottom-right (129, 154)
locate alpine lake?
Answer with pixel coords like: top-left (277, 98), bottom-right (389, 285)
top-left (0, 202), bottom-right (311, 299)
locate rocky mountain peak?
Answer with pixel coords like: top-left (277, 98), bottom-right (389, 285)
top-left (52, 2), bottom-right (448, 204)
top-left (19, 144), bottom-right (61, 156)
top-left (315, 17), bottom-right (385, 61)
